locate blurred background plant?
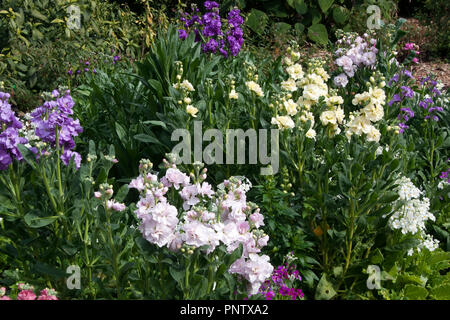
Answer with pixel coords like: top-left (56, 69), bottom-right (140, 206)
top-left (0, 0), bottom-right (159, 111)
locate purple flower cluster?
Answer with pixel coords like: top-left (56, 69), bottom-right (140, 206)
top-left (257, 263), bottom-right (304, 300)
top-left (30, 90), bottom-right (83, 169)
top-left (178, 2), bottom-right (244, 57)
top-left (0, 92), bottom-right (28, 170)
top-left (419, 78), bottom-right (444, 122)
top-left (440, 168), bottom-right (450, 183)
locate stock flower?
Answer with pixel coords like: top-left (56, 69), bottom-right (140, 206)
top-left (333, 73), bottom-right (349, 88)
top-left (178, 29), bottom-right (188, 40)
top-left (132, 161), bottom-right (272, 294)
top-left (30, 90), bottom-right (83, 169)
top-left (246, 81), bottom-right (264, 97)
top-left (281, 79), bottom-right (297, 92)
top-left (229, 89), bottom-right (238, 100)
top-left (305, 128), bottom-right (316, 140)
top-left (286, 64), bottom-right (304, 81)
top-left (186, 105), bottom-right (199, 117)
top-left (271, 116), bottom-right (295, 130)
top-left (389, 177), bottom-right (439, 255)
top-left (60, 149), bottom-right (81, 169)
top-left (283, 99), bottom-right (298, 116)
top-left (107, 199), bottom-right (126, 212)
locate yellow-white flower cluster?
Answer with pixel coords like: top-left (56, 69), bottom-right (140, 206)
top-left (320, 94), bottom-right (346, 135)
top-left (245, 63), bottom-right (264, 97)
top-left (173, 61), bottom-right (198, 117)
top-left (345, 81), bottom-right (386, 142)
top-left (297, 59), bottom-right (330, 106)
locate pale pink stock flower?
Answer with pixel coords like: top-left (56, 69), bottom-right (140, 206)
top-left (107, 199), bottom-right (126, 212)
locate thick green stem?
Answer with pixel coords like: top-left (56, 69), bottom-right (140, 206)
top-left (55, 129), bottom-right (64, 207)
top-left (41, 164), bottom-right (59, 214)
top-left (9, 165), bottom-right (24, 216)
top-left (105, 203), bottom-right (121, 299)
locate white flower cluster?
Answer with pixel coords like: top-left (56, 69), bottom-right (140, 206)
top-left (389, 177), bottom-right (439, 255)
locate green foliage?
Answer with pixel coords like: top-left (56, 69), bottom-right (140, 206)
top-left (374, 250), bottom-right (450, 300)
top-left (0, 0), bottom-right (146, 110)
top-left (242, 0), bottom-right (399, 46)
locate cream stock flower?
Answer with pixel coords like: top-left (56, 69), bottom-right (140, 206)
top-left (366, 125), bottom-right (381, 142)
top-left (286, 64), bottom-right (304, 80)
top-left (303, 83), bottom-right (328, 103)
top-left (283, 99), bottom-right (298, 116)
top-left (246, 81), bottom-right (264, 97)
top-left (271, 115), bottom-right (295, 129)
top-left (229, 89), bottom-right (239, 100)
top-left (362, 104), bottom-right (384, 122)
top-left (305, 128), bottom-right (316, 139)
top-left (320, 110), bottom-right (337, 126)
top-left (315, 67), bottom-right (330, 81)
top-left (281, 78), bottom-right (297, 92)
top-left (186, 105), bottom-right (199, 117)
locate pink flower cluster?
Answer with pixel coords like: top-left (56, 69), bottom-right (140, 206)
top-left (0, 283), bottom-right (58, 300)
top-left (403, 42), bottom-right (420, 63)
top-left (333, 32), bottom-right (378, 88)
top-left (129, 158), bottom-right (273, 294)
top-left (94, 183), bottom-right (126, 212)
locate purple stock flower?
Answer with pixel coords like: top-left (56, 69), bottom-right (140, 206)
top-left (67, 70), bottom-right (73, 76)
top-left (204, 1), bottom-right (219, 10)
top-left (388, 74), bottom-right (399, 87)
top-left (178, 3), bottom-right (244, 58)
top-left (178, 29), bottom-right (188, 40)
top-left (202, 38), bottom-right (219, 53)
top-left (61, 149), bottom-right (82, 169)
top-left (31, 90), bottom-right (83, 169)
top-left (398, 122), bottom-right (409, 134)
top-left (0, 92), bottom-right (29, 170)
top-left (388, 94), bottom-right (401, 107)
top-left (401, 86), bottom-right (414, 98)
top-left (402, 69), bottom-right (414, 79)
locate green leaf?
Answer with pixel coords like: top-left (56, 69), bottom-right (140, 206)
top-left (114, 184), bottom-right (129, 203)
top-left (169, 266), bottom-right (185, 291)
top-left (404, 284), bottom-right (428, 300)
top-left (370, 248), bottom-right (384, 264)
top-left (430, 283), bottom-right (450, 300)
top-left (246, 9), bottom-right (268, 35)
top-left (17, 144), bottom-right (37, 168)
top-left (332, 5), bottom-right (349, 24)
top-left (294, 23), bottom-right (305, 34)
top-left (142, 120), bottom-right (168, 130)
top-left (318, 0), bottom-right (334, 13)
top-left (115, 122), bottom-right (127, 143)
top-left (24, 213), bottom-right (59, 228)
top-left (315, 274), bottom-right (336, 300)
top-left (273, 22), bottom-right (291, 36)
top-left (134, 134), bottom-right (163, 146)
top-left (293, 0), bottom-right (308, 14)
top-left (307, 24), bottom-right (328, 46)
top-left (31, 9), bottom-right (48, 22)
top-left (32, 262), bottom-right (67, 279)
